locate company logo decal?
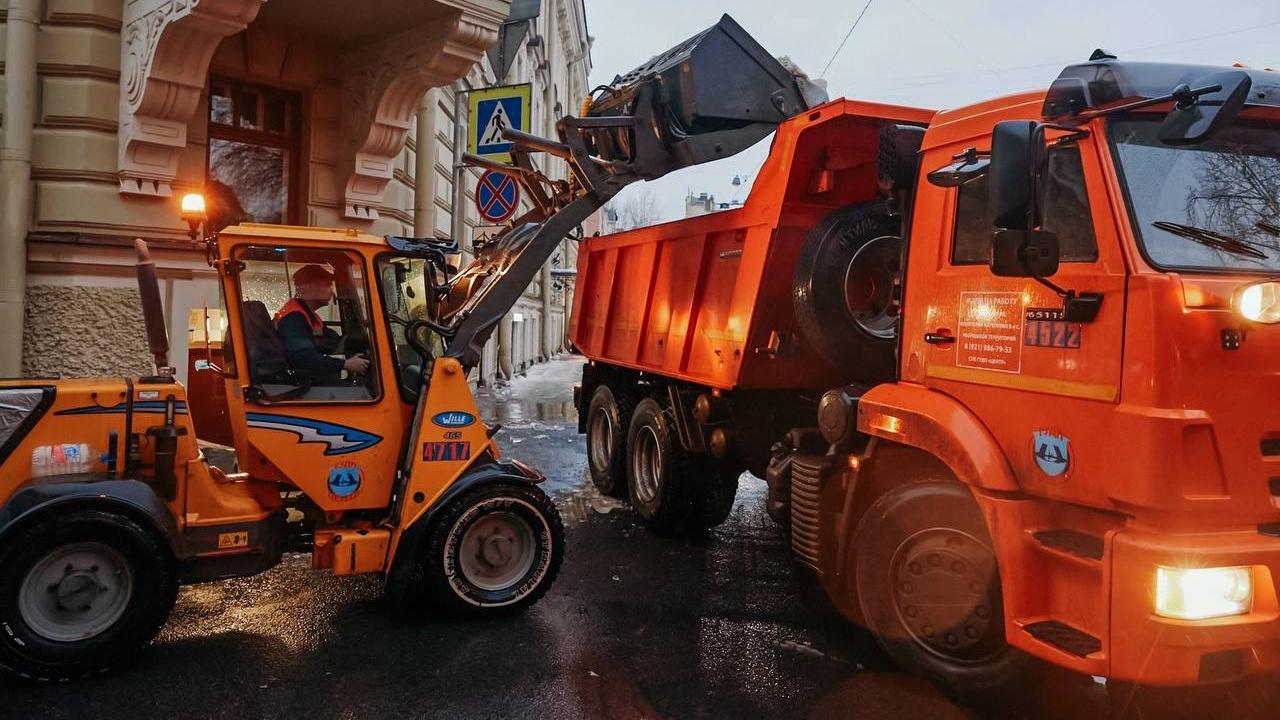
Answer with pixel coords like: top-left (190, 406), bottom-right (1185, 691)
top-left (432, 411), bottom-right (476, 429)
top-left (1032, 431), bottom-right (1070, 477)
top-left (57, 401), bottom-right (189, 416)
top-left (245, 413), bottom-right (382, 455)
top-left (422, 441), bottom-right (472, 462)
top-left (328, 462), bottom-right (364, 501)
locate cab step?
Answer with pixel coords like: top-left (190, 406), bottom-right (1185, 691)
top-left (1023, 619), bottom-right (1102, 658)
top-left (1031, 528), bottom-right (1104, 562)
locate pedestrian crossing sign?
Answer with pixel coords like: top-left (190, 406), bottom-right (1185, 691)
top-left (468, 83), bottom-right (532, 164)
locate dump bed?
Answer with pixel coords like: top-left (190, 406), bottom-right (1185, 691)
top-left (570, 99), bottom-right (936, 391)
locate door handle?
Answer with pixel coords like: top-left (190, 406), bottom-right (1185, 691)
top-left (924, 331), bottom-right (956, 345)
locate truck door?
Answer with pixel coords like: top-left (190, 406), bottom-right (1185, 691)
top-left (905, 134), bottom-right (1128, 504)
top-left (221, 244), bottom-right (403, 511)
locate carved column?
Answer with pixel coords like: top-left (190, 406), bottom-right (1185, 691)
top-left (339, 6), bottom-right (502, 221)
top-left (118, 0), bottom-right (265, 197)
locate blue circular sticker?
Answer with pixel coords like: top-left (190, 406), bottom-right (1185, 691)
top-left (328, 463), bottom-right (363, 500)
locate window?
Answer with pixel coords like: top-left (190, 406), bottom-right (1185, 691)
top-left (1110, 114), bottom-right (1280, 272)
top-left (207, 78), bottom-right (300, 232)
top-left (377, 257), bottom-right (447, 402)
top-left (235, 247), bottom-right (379, 403)
top-left (951, 144), bottom-right (1099, 265)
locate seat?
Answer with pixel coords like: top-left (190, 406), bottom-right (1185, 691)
top-left (241, 301), bottom-right (288, 383)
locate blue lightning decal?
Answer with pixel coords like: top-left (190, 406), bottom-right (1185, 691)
top-left (57, 401), bottom-right (188, 416)
top-left (244, 413), bottom-right (381, 455)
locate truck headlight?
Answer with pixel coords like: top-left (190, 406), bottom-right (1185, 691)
top-left (1155, 566), bottom-right (1253, 620)
top-left (1235, 281), bottom-right (1280, 324)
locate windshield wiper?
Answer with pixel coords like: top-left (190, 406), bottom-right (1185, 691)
top-left (1258, 221), bottom-right (1280, 237)
top-left (1152, 221), bottom-right (1270, 260)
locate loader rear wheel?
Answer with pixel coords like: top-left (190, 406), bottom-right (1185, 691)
top-left (852, 481), bottom-right (1035, 701)
top-left (0, 509), bottom-right (177, 682)
top-left (626, 397), bottom-right (699, 534)
top-left (586, 384), bottom-right (632, 497)
top-left (422, 482), bottom-right (564, 616)
top-left (792, 201), bottom-right (901, 384)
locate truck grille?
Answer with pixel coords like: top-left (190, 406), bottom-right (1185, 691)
top-left (790, 455), bottom-right (828, 573)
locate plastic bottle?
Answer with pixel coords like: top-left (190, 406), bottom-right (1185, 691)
top-left (31, 443), bottom-right (94, 477)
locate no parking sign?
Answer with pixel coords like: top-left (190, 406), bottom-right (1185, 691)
top-left (475, 170), bottom-right (520, 224)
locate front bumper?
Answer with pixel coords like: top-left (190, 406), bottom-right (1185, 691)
top-left (1110, 526), bottom-right (1280, 685)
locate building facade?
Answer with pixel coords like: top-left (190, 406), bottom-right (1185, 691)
top-left (0, 0), bottom-right (589, 387)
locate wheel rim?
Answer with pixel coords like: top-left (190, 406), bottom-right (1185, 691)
top-left (843, 234), bottom-right (902, 339)
top-left (631, 425), bottom-right (662, 504)
top-left (588, 405), bottom-right (614, 473)
top-left (18, 542), bottom-right (134, 643)
top-left (458, 510), bottom-right (538, 592)
top-left (888, 528), bottom-right (1004, 664)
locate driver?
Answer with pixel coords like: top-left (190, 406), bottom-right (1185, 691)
top-left (275, 264), bottom-right (369, 383)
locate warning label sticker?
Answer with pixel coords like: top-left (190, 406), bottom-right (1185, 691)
top-left (957, 291), bottom-right (1024, 373)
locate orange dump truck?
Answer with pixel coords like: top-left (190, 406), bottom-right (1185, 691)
top-left (571, 54), bottom-right (1280, 692)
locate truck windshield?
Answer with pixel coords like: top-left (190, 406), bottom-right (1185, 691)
top-left (1109, 114), bottom-right (1280, 273)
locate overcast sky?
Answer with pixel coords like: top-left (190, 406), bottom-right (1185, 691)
top-left (582, 0), bottom-right (1279, 222)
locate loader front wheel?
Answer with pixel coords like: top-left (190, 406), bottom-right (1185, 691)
top-left (422, 482), bottom-right (564, 616)
top-left (0, 509), bottom-right (177, 682)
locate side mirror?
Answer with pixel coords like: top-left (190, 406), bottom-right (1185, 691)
top-left (989, 120), bottom-right (1043, 229)
top-left (992, 229), bottom-right (1060, 278)
top-left (1158, 70), bottom-right (1251, 146)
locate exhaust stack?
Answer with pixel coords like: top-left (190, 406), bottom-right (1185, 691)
top-left (134, 239), bottom-right (171, 374)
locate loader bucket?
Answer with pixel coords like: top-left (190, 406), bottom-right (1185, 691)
top-left (581, 14), bottom-right (827, 181)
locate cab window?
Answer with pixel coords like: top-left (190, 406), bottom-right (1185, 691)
top-left (234, 246), bottom-right (379, 402)
top-left (377, 257), bottom-right (446, 402)
top-left (951, 143), bottom-right (1099, 265)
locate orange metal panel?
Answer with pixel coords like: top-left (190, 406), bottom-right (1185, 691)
top-left (571, 99), bottom-right (936, 390)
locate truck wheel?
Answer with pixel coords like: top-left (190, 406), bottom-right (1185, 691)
top-left (852, 481), bottom-right (1035, 700)
top-left (792, 201), bottom-right (901, 384)
top-left (421, 482), bottom-right (564, 617)
top-left (0, 509), bottom-right (178, 682)
top-left (626, 397), bottom-right (698, 534)
top-left (692, 462), bottom-right (740, 529)
top-left (586, 384), bottom-right (632, 497)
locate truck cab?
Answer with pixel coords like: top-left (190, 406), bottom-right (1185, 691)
top-left (850, 59), bottom-right (1280, 687)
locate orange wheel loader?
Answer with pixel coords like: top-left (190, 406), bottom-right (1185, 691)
top-left (0, 205), bottom-right (624, 677)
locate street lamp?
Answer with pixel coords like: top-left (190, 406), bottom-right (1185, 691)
top-left (180, 192), bottom-right (207, 242)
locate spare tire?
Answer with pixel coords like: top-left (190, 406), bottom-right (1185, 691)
top-left (792, 201), bottom-right (901, 384)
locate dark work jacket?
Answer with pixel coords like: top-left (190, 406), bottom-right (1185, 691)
top-left (275, 300), bottom-right (343, 382)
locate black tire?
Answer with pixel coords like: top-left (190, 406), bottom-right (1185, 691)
top-left (792, 201), bottom-right (901, 384)
top-left (585, 384), bottom-right (632, 497)
top-left (419, 482), bottom-right (564, 617)
top-left (625, 397), bottom-right (699, 534)
top-left (0, 509), bottom-right (178, 682)
top-left (691, 461), bottom-right (740, 530)
top-left (852, 481), bottom-right (1036, 702)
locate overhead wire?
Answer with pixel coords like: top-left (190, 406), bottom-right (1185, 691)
top-left (820, 0), bottom-right (875, 78)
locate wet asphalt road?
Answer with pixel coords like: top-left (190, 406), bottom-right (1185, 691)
top-left (2, 357), bottom-right (1276, 719)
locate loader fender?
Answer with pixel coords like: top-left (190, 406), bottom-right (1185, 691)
top-left (855, 383), bottom-right (1019, 492)
top-left (386, 460), bottom-right (545, 586)
top-left (0, 477), bottom-right (182, 555)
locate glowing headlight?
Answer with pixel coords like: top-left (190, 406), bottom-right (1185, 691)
top-left (1155, 566), bottom-right (1253, 620)
top-left (1235, 281), bottom-right (1280, 324)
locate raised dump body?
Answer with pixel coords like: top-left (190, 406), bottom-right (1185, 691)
top-left (570, 99), bottom-right (935, 391)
